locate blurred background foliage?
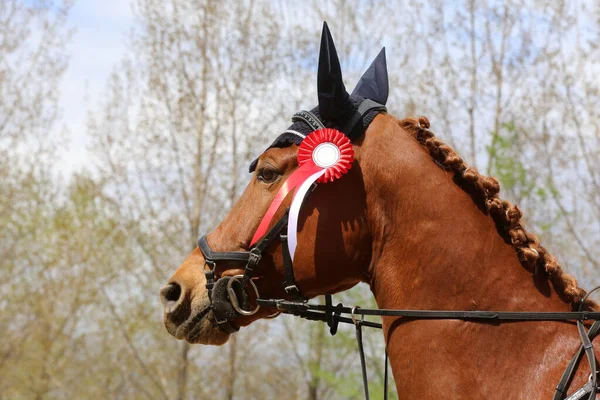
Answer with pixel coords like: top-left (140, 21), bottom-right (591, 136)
top-left (1, 0), bottom-right (599, 398)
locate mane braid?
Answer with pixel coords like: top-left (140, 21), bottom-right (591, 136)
top-left (398, 116), bottom-right (598, 311)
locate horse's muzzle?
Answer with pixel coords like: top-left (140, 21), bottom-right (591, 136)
top-left (211, 277), bottom-right (245, 326)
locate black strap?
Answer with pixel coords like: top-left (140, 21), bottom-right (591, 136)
top-left (242, 212), bottom-right (289, 286)
top-left (576, 319), bottom-right (598, 399)
top-left (198, 210), bottom-right (290, 265)
top-left (357, 98), bottom-right (387, 115)
top-left (565, 381), bottom-right (598, 400)
top-left (355, 319), bottom-right (370, 400)
top-left (556, 287), bottom-right (600, 400)
top-left (252, 211), bottom-right (290, 254)
top-left (257, 300), bottom-right (600, 322)
top-left (554, 321), bottom-right (600, 400)
top-left (325, 293), bottom-right (333, 327)
top-left (341, 99), bottom-right (386, 138)
top-left (324, 294), bottom-right (338, 335)
top-left (292, 110), bottom-right (325, 132)
top-left (280, 234), bottom-right (304, 301)
top-left (293, 100), bottom-right (386, 139)
top-left (198, 235), bottom-right (250, 262)
top-left (346, 309), bottom-right (600, 321)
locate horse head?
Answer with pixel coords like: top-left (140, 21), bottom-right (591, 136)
top-left (160, 22), bottom-right (389, 345)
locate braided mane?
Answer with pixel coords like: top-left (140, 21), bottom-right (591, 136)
top-left (398, 116), bottom-right (597, 311)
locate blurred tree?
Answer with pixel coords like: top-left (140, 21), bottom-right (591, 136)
top-left (87, 0), bottom-right (306, 398)
top-left (2, 0), bottom-right (599, 398)
top-left (0, 0), bottom-right (74, 397)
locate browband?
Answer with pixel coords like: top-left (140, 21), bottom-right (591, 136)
top-left (292, 110), bottom-right (325, 131)
top-left (293, 99), bottom-right (386, 139)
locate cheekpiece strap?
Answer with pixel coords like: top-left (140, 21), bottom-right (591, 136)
top-left (280, 233), bottom-right (305, 302)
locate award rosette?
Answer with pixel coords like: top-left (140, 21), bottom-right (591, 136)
top-left (297, 128), bottom-right (354, 183)
top-left (250, 129), bottom-right (354, 260)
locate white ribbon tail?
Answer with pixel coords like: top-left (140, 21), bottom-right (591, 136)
top-left (287, 169), bottom-right (326, 261)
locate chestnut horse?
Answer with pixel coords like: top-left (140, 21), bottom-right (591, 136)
top-left (161, 23), bottom-right (598, 398)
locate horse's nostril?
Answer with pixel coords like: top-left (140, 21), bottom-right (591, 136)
top-left (160, 283), bottom-right (182, 311)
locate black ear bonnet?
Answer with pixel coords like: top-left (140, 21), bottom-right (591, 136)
top-left (249, 22), bottom-right (389, 172)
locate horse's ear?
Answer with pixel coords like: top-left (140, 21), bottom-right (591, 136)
top-left (351, 47), bottom-right (389, 105)
top-left (317, 22), bottom-right (349, 121)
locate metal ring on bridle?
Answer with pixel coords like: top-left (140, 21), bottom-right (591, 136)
top-left (226, 274), bottom-right (261, 316)
top-left (204, 260), bottom-right (215, 272)
top-left (351, 306), bottom-right (364, 325)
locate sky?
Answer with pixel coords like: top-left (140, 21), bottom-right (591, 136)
top-left (59, 0), bottom-right (134, 176)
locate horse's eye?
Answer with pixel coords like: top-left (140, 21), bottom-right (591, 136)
top-left (257, 168), bottom-right (280, 183)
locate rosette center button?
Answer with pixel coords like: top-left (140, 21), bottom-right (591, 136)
top-left (312, 142), bottom-right (340, 168)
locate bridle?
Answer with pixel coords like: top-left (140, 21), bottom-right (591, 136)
top-left (197, 99), bottom-right (386, 332)
top-left (198, 208), bottom-right (299, 334)
top-left (196, 104), bottom-right (600, 399)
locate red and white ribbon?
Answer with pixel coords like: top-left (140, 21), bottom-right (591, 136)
top-left (250, 128), bottom-right (354, 261)
top-left (250, 161), bottom-right (324, 245)
top-left (286, 168), bottom-right (327, 258)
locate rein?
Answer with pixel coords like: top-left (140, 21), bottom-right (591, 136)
top-left (258, 289), bottom-right (600, 400)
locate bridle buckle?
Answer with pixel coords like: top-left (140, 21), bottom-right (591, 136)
top-left (204, 259), bottom-right (216, 271)
top-left (284, 284), bottom-right (301, 297)
top-left (204, 260), bottom-right (216, 290)
top-left (244, 249), bottom-right (262, 276)
top-left (248, 249), bottom-right (262, 265)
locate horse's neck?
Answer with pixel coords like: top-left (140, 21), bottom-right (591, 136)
top-left (360, 115), bottom-right (583, 398)
top-left (361, 115), bottom-right (569, 313)
top-left (369, 186), bottom-right (565, 312)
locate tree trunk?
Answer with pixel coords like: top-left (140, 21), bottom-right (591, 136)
top-left (177, 342), bottom-right (190, 400)
top-left (225, 335), bottom-right (238, 400)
